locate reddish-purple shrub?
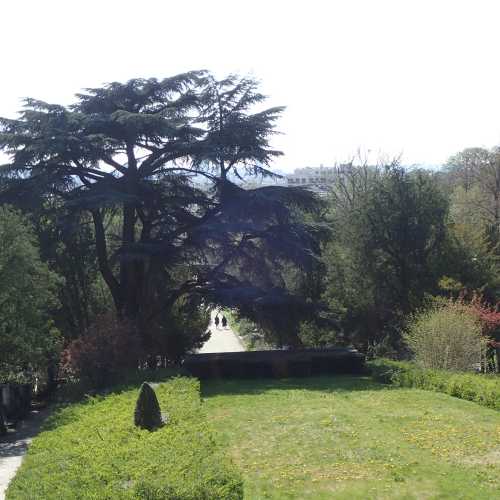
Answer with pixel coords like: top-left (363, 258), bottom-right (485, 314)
top-left (468, 293), bottom-right (500, 336)
top-left (61, 314), bottom-right (143, 387)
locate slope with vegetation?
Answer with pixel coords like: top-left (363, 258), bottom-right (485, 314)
top-left (7, 376), bottom-right (242, 499)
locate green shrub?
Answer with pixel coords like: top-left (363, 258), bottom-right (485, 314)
top-left (134, 382), bottom-right (163, 431)
top-left (369, 358), bottom-right (500, 411)
top-left (7, 377), bottom-right (243, 499)
top-left (298, 321), bottom-right (337, 348)
top-left (405, 300), bottom-right (487, 371)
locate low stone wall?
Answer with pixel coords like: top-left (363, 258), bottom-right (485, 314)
top-left (183, 347), bottom-right (365, 379)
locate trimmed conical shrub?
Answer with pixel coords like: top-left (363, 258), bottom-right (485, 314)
top-left (134, 382), bottom-right (163, 431)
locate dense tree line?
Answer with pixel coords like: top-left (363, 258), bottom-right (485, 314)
top-left (316, 157), bottom-right (500, 354)
top-left (1, 71), bottom-right (499, 383)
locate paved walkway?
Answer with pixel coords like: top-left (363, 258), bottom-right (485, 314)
top-left (198, 311), bottom-right (245, 353)
top-left (0, 408), bottom-right (51, 500)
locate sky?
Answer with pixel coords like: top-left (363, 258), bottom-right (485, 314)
top-left (2, 0), bottom-right (500, 172)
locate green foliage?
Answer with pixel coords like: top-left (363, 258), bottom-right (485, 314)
top-left (369, 358), bottom-right (500, 411)
top-left (298, 320), bottom-right (337, 348)
top-left (7, 377), bottom-right (243, 499)
top-left (0, 73), bottom-right (322, 361)
top-left (34, 207), bottom-right (112, 340)
top-left (151, 295), bottom-right (210, 362)
top-left (0, 206), bottom-right (62, 382)
top-left (134, 382), bottom-right (163, 431)
top-left (322, 164), bottom-right (449, 349)
top-left (445, 185), bottom-right (500, 296)
top-left (223, 309), bottom-right (269, 350)
top-left (443, 146), bottom-right (500, 299)
top-left (445, 146), bottom-right (500, 235)
top-left (405, 300), bottom-right (487, 371)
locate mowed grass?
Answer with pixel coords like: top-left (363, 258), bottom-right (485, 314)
top-left (202, 376), bottom-right (500, 499)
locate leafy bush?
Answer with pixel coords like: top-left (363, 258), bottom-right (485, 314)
top-left (369, 358), bottom-right (500, 411)
top-left (61, 313), bottom-right (143, 388)
top-left (134, 382), bottom-right (163, 431)
top-left (7, 377), bottom-right (243, 499)
top-left (405, 299), bottom-right (487, 371)
top-left (298, 320), bottom-right (337, 348)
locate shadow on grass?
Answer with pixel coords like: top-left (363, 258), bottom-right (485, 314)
top-left (201, 375), bottom-right (396, 399)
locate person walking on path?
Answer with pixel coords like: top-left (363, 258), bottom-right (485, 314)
top-left (198, 310), bottom-right (245, 353)
top-left (214, 315), bottom-right (220, 329)
top-left (221, 315), bottom-right (227, 329)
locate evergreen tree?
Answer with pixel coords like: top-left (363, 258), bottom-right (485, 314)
top-left (0, 72), bottom-right (321, 357)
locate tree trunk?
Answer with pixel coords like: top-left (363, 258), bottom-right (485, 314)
top-left (91, 209), bottom-right (122, 312)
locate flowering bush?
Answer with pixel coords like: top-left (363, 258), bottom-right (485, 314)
top-left (61, 313), bottom-right (142, 387)
top-left (468, 293), bottom-right (500, 336)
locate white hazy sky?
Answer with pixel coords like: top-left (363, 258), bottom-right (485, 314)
top-left (2, 0), bottom-right (500, 171)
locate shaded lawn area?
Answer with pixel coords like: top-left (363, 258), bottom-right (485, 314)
top-left (202, 376), bottom-right (500, 499)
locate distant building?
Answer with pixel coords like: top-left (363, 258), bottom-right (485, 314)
top-left (285, 165), bottom-right (338, 195)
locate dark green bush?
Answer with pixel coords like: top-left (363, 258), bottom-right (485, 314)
top-left (134, 382), bottom-right (163, 431)
top-left (369, 358), bottom-right (500, 411)
top-left (7, 377), bottom-right (243, 499)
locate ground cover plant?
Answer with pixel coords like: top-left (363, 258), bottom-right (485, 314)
top-left (202, 376), bottom-right (500, 499)
top-left (369, 358), bottom-right (500, 411)
top-left (7, 377), bottom-right (242, 499)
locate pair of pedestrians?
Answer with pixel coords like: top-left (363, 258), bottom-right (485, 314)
top-left (214, 314), bottom-right (228, 329)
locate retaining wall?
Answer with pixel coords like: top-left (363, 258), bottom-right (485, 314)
top-left (183, 347), bottom-right (365, 379)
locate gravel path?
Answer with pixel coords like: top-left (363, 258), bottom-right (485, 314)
top-left (0, 408), bottom-right (51, 500)
top-left (198, 311), bottom-right (245, 353)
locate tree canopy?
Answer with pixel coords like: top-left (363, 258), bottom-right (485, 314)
top-left (0, 206), bottom-right (61, 381)
top-left (0, 72), bottom-right (322, 359)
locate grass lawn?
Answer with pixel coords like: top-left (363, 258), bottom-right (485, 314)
top-left (202, 376), bottom-right (500, 499)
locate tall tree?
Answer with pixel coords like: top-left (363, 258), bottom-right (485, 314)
top-left (323, 164), bottom-right (449, 349)
top-left (446, 147), bottom-right (500, 236)
top-left (0, 72), bottom-right (321, 357)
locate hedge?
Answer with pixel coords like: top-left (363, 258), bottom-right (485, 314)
top-left (7, 377), bottom-right (243, 499)
top-left (368, 358), bottom-right (500, 411)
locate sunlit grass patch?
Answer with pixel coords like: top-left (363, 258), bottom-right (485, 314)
top-left (203, 376), bottom-right (500, 499)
